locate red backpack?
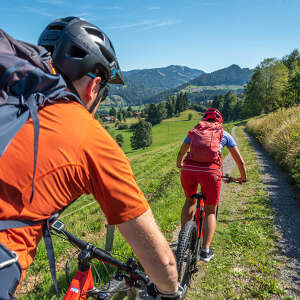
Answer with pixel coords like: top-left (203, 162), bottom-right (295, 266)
top-left (188, 121), bottom-right (223, 165)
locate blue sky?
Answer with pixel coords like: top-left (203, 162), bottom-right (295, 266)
top-left (1, 0), bottom-right (299, 73)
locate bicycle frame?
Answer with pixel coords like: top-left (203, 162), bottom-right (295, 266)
top-left (64, 247), bottom-right (96, 300)
top-left (193, 175), bottom-right (239, 245)
top-left (65, 268), bottom-right (94, 300)
top-left (190, 191), bottom-right (206, 262)
top-left (194, 193), bottom-right (205, 241)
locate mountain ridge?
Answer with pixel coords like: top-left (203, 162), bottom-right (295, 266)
top-left (107, 64), bottom-right (252, 106)
top-left (143, 64), bottom-right (252, 104)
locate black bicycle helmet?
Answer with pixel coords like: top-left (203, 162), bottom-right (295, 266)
top-left (38, 16), bottom-right (124, 84)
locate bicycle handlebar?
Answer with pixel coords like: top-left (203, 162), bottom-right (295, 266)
top-left (62, 228), bottom-right (130, 270)
top-left (221, 175), bottom-right (243, 183)
top-left (50, 220), bottom-right (156, 296)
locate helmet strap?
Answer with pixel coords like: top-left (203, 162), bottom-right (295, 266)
top-left (88, 85), bottom-right (109, 114)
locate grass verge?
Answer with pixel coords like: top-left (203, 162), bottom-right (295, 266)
top-left (246, 106), bottom-right (300, 189)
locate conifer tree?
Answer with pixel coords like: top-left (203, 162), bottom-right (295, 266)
top-left (130, 120), bottom-right (153, 150)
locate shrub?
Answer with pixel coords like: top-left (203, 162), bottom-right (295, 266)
top-left (130, 123), bottom-right (138, 131)
top-left (246, 106), bottom-right (300, 189)
top-left (115, 134), bottom-right (124, 147)
top-left (118, 124), bottom-right (128, 130)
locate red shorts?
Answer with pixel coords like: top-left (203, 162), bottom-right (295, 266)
top-left (180, 161), bottom-right (222, 205)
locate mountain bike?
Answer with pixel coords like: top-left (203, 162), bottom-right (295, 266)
top-left (50, 219), bottom-right (162, 300)
top-left (175, 175), bottom-right (240, 298)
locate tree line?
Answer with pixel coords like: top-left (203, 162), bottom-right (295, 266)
top-left (144, 92), bottom-right (189, 125)
top-left (109, 48), bottom-right (300, 150)
top-left (111, 92), bottom-right (190, 150)
top-left (212, 49), bottom-right (300, 121)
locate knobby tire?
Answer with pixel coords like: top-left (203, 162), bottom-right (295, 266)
top-left (175, 220), bottom-right (197, 299)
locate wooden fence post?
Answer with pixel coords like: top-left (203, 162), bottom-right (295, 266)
top-left (105, 224), bottom-right (115, 252)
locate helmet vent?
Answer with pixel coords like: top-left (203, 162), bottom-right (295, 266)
top-left (98, 44), bottom-right (114, 63)
top-left (108, 39), bottom-right (115, 53)
top-left (84, 27), bottom-right (104, 41)
top-left (64, 16), bottom-right (77, 22)
top-left (67, 45), bottom-right (87, 59)
top-left (48, 24), bottom-right (65, 31)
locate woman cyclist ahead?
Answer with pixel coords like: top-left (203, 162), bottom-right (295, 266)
top-left (177, 108), bottom-right (247, 262)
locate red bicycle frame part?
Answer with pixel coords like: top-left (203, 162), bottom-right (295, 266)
top-left (64, 267), bottom-right (94, 300)
top-left (195, 197), bottom-right (205, 240)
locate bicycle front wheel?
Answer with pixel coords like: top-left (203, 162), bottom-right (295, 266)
top-left (87, 279), bottom-right (128, 299)
top-left (175, 220), bottom-right (197, 298)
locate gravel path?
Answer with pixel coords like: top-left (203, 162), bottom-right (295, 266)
top-left (243, 128), bottom-right (300, 298)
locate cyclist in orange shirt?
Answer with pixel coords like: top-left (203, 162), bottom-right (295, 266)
top-left (0, 17), bottom-right (180, 299)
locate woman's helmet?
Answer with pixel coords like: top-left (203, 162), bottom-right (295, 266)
top-left (38, 16), bottom-right (124, 85)
top-left (202, 108), bottom-right (223, 124)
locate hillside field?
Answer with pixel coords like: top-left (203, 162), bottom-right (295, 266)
top-left (17, 110), bottom-right (205, 299)
top-left (17, 111), bottom-right (286, 299)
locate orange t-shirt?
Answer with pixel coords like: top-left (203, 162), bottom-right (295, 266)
top-left (0, 101), bottom-right (149, 276)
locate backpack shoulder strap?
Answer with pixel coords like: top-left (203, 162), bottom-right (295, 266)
top-left (0, 212), bottom-right (61, 298)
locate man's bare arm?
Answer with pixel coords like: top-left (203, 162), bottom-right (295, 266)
top-left (117, 208), bottom-right (178, 293)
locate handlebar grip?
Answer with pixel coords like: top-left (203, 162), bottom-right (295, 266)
top-left (93, 247), bottom-right (128, 269)
top-left (61, 229), bottom-right (88, 250)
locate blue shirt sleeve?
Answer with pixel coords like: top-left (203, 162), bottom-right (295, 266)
top-left (184, 136), bottom-right (190, 144)
top-left (220, 131), bottom-right (236, 151)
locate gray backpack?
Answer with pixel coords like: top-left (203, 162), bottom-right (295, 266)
top-left (0, 29), bottom-right (81, 201)
top-left (0, 29), bottom-right (81, 297)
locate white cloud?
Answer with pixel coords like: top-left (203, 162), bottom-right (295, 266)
top-left (106, 19), bottom-right (181, 30)
top-left (145, 20), bottom-right (182, 29)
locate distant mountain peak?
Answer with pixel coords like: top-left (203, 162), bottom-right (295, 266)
top-left (228, 64), bottom-right (241, 68)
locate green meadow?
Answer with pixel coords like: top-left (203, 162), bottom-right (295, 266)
top-left (17, 110), bottom-right (288, 299)
top-left (17, 109), bottom-right (202, 299)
